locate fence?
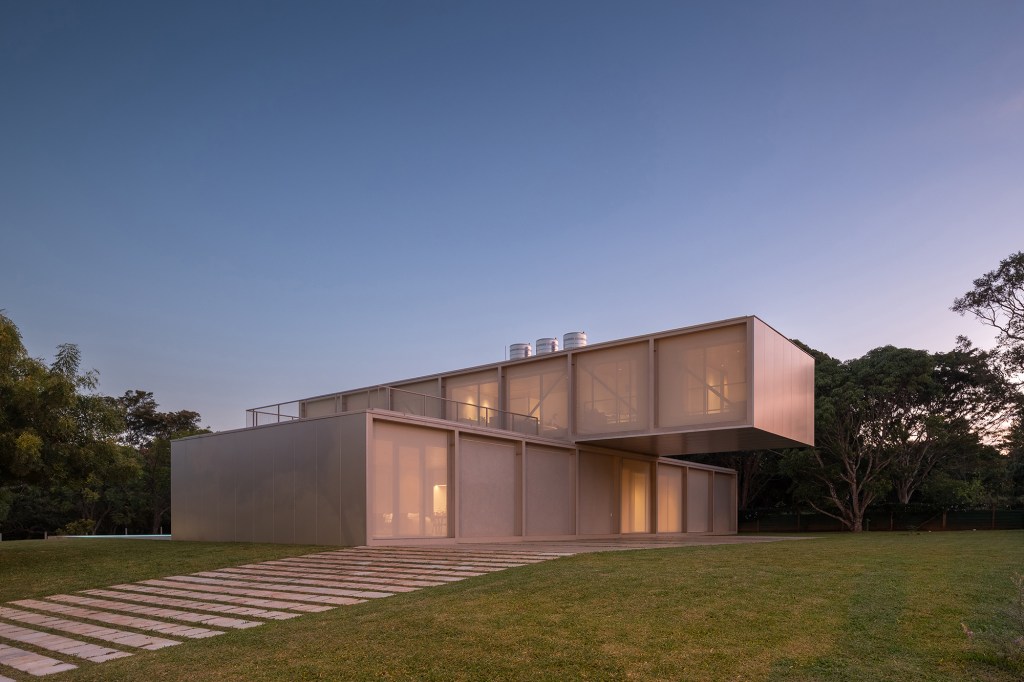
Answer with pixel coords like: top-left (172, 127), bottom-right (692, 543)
top-left (246, 386), bottom-right (540, 437)
top-left (739, 508), bottom-right (1024, 532)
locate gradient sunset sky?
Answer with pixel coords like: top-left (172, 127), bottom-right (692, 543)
top-left (2, 1), bottom-right (1022, 430)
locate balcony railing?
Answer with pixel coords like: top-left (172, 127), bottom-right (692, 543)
top-left (246, 386), bottom-right (540, 437)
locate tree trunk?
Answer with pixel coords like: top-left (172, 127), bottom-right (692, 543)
top-left (851, 514), bottom-right (863, 532)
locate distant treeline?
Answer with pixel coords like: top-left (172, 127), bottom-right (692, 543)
top-left (1, 311), bottom-right (205, 539)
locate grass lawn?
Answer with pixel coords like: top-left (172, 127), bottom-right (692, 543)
top-left (1, 531), bottom-right (1022, 681)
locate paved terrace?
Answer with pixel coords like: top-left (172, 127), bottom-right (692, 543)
top-left (0, 536), bottom-right (807, 678)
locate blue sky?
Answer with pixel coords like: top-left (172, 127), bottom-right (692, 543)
top-left (2, 0), bottom-right (1022, 431)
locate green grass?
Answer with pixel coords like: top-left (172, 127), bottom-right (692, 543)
top-left (0, 538), bottom-right (329, 602)
top-left (1, 532), bottom-right (1022, 681)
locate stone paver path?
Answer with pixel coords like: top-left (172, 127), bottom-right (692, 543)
top-left (0, 536), bottom-right (803, 678)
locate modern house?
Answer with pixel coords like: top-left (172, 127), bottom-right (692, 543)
top-left (171, 316), bottom-right (814, 546)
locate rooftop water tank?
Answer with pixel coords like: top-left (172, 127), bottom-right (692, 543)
top-left (509, 343), bottom-right (532, 360)
top-left (536, 337), bottom-right (559, 354)
top-left (563, 331), bottom-right (587, 349)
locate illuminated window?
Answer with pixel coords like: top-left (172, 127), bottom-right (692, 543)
top-left (657, 325), bottom-right (748, 427)
top-left (657, 465), bottom-right (683, 533)
top-left (373, 423), bottom-right (449, 538)
top-left (575, 343), bottom-right (650, 435)
top-left (620, 459), bottom-right (650, 533)
top-left (445, 371), bottom-right (499, 428)
top-left (507, 358), bottom-right (569, 438)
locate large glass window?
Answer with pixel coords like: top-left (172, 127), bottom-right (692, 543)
top-left (575, 343), bottom-right (650, 435)
top-left (657, 325), bottom-right (748, 428)
top-left (657, 464), bottom-right (683, 533)
top-left (621, 459), bottom-right (651, 533)
top-left (372, 422), bottom-right (449, 538)
top-left (507, 358), bottom-right (569, 439)
top-left (445, 371), bottom-right (500, 428)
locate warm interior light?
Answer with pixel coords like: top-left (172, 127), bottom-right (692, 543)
top-left (433, 484), bottom-right (447, 515)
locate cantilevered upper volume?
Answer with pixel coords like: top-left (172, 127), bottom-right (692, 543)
top-left (257, 315), bottom-right (814, 456)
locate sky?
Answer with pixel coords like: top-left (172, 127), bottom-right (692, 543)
top-left (1, 0), bottom-right (1022, 432)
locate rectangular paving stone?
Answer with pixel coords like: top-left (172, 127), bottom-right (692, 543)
top-left (83, 589), bottom-right (299, 620)
top-left (204, 569), bottom-right (417, 594)
top-left (299, 548), bottom-right (499, 565)
top-left (267, 557), bottom-right (456, 574)
top-left (141, 579), bottom-right (364, 606)
top-left (112, 584), bottom-right (333, 612)
top-left (328, 551), bottom-right (540, 566)
top-left (48, 595), bottom-right (262, 630)
top-left (0, 607), bottom-right (179, 651)
top-left (0, 642), bottom-right (77, 676)
top-left (301, 552), bottom-right (515, 567)
top-left (272, 557), bottom-right (483, 578)
top-left (0, 621), bottom-right (131, 663)
top-left (238, 564), bottom-right (447, 588)
top-left (9, 600), bottom-right (223, 640)
top-left (327, 550), bottom-right (533, 563)
top-left (169, 574), bottom-right (392, 600)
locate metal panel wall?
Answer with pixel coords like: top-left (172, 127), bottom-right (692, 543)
top-left (293, 424), bottom-right (318, 544)
top-left (302, 397), bottom-right (337, 418)
top-left (458, 437), bottom-right (518, 538)
top-left (752, 318), bottom-right (815, 447)
top-left (251, 428), bottom-right (278, 543)
top-left (686, 468), bottom-right (711, 532)
top-left (234, 428), bottom-right (256, 542)
top-left (170, 413), bottom-right (367, 546)
top-left (524, 445), bottom-right (575, 536)
top-left (338, 415), bottom-right (369, 546)
top-left (578, 451), bottom-right (617, 534)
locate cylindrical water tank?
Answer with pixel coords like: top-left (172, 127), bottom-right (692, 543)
top-left (563, 331), bottom-right (588, 349)
top-left (509, 343), bottom-right (532, 360)
top-left (535, 337), bottom-right (559, 354)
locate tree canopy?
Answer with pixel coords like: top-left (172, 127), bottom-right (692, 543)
top-left (0, 311), bottom-right (205, 538)
top-left (953, 250), bottom-right (1024, 374)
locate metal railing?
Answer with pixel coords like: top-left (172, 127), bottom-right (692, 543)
top-left (246, 401), bottom-right (301, 427)
top-left (246, 386), bottom-right (539, 436)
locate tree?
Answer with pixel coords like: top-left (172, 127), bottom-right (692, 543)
top-left (0, 310), bottom-right (56, 483)
top-left (953, 251), bottom-right (1024, 375)
top-left (782, 346), bottom-right (897, 532)
top-left (1, 311), bottom-right (206, 537)
top-left (780, 342), bottom-right (1016, 530)
top-left (886, 342), bottom-right (1019, 505)
top-left (1, 312), bottom-right (137, 534)
top-left (109, 391), bottom-right (203, 533)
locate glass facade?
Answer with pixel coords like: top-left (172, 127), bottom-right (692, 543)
top-left (620, 458), bottom-right (651, 533)
top-left (576, 343), bottom-right (650, 435)
top-left (445, 370), bottom-right (500, 428)
top-left (507, 358), bottom-right (569, 439)
top-left (656, 464), bottom-right (683, 533)
top-left (657, 324), bottom-right (748, 428)
top-left (372, 422), bottom-right (449, 538)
